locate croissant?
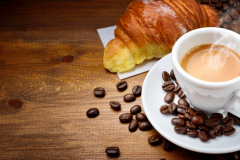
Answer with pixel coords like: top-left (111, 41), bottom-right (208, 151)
top-left (103, 0), bottom-right (221, 73)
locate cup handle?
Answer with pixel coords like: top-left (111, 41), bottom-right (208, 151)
top-left (225, 90), bottom-right (240, 117)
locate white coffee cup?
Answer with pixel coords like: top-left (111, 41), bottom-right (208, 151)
top-left (172, 27), bottom-right (240, 115)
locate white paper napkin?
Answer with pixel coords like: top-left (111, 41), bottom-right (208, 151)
top-left (97, 25), bottom-right (159, 79)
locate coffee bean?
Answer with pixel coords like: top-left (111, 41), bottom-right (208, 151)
top-left (185, 112), bottom-right (192, 120)
top-left (162, 81), bottom-right (175, 91)
top-left (136, 113), bottom-right (147, 122)
top-left (204, 118), bottom-right (221, 127)
top-left (132, 85), bottom-right (142, 97)
top-left (228, 112), bottom-right (237, 118)
top-left (160, 105), bottom-right (169, 114)
top-left (222, 116), bottom-right (234, 126)
top-left (198, 130), bottom-right (209, 142)
top-left (129, 119), bottom-right (138, 132)
top-left (198, 126), bottom-right (210, 132)
top-left (175, 79), bottom-right (178, 84)
top-left (174, 126), bottom-right (187, 134)
top-left (178, 98), bottom-right (189, 107)
top-left (177, 104), bottom-right (188, 114)
top-left (216, 2), bottom-right (223, 9)
top-left (168, 103), bottom-right (177, 114)
top-left (170, 69), bottom-right (175, 79)
top-left (208, 130), bottom-right (216, 139)
top-left (213, 124), bottom-right (223, 136)
top-left (195, 111), bottom-right (206, 116)
top-left (230, 8), bottom-right (240, 20)
top-left (234, 117), bottom-right (240, 126)
top-left (222, 126), bottom-right (236, 136)
top-left (173, 84), bottom-right (181, 93)
top-left (86, 108), bottom-right (99, 118)
top-left (164, 92), bottom-right (175, 103)
top-left (210, 113), bottom-right (223, 119)
top-left (139, 121), bottom-right (153, 131)
top-left (186, 120), bottom-right (197, 129)
top-left (191, 115), bottom-right (204, 126)
top-left (109, 101), bottom-right (121, 110)
top-left (171, 118), bottom-right (185, 127)
top-left (105, 147), bottom-right (120, 157)
top-left (116, 81), bottom-right (127, 91)
top-left (8, 99), bottom-right (23, 109)
top-left (178, 114), bottom-right (187, 119)
top-left (229, 0), bottom-right (237, 6)
top-left (123, 93), bottom-right (136, 102)
top-left (178, 89), bottom-right (185, 98)
top-left (162, 71), bottom-right (170, 81)
top-left (218, 10), bottom-right (224, 16)
top-left (199, 114), bottom-right (208, 121)
top-left (94, 87), bottom-right (105, 97)
top-left (162, 138), bottom-right (172, 150)
top-left (148, 135), bottom-right (162, 145)
top-left (187, 130), bottom-right (198, 137)
top-left (130, 105), bottom-right (141, 115)
top-left (119, 113), bottom-right (133, 123)
top-left (211, 0), bottom-right (218, 3)
top-left (201, 0), bottom-right (209, 4)
top-left (223, 3), bottom-right (231, 11)
top-left (185, 108), bottom-right (197, 120)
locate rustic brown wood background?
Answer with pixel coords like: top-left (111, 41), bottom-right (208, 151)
top-left (0, 0), bottom-right (238, 159)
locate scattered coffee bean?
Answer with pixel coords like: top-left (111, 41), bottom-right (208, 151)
top-left (223, 13), bottom-right (232, 24)
top-left (119, 113), bottom-right (133, 123)
top-left (164, 92), bottom-right (175, 103)
top-left (173, 84), bottom-right (181, 93)
top-left (160, 105), bottom-right (169, 114)
top-left (177, 104), bottom-right (188, 114)
top-left (234, 117), bottom-right (240, 126)
top-left (123, 93), bottom-right (136, 102)
top-left (148, 135), bottom-right (162, 145)
top-left (136, 113), bottom-right (147, 122)
top-left (210, 113), bottom-right (223, 119)
top-left (162, 81), bottom-right (175, 91)
top-left (185, 108), bottom-right (197, 120)
top-left (222, 116), bottom-right (234, 126)
top-left (191, 115), bottom-right (204, 126)
top-left (216, 2), bottom-right (223, 9)
top-left (178, 98), bottom-right (189, 107)
top-left (187, 130), bottom-right (198, 137)
top-left (198, 130), bottom-right (209, 142)
top-left (208, 130), bottom-right (216, 139)
top-left (178, 89), bottom-right (185, 98)
top-left (139, 121), bottom-right (153, 131)
top-left (168, 103), bottom-right (177, 114)
top-left (109, 101), bottom-right (121, 110)
top-left (105, 147), bottom-right (120, 157)
top-left (86, 108), bottom-right (99, 118)
top-left (174, 126), bottom-right (187, 134)
top-left (171, 118), bottom-right (185, 127)
top-left (223, 3), bottom-right (231, 11)
top-left (204, 118), bottom-right (221, 127)
top-left (228, 112), bottom-right (237, 118)
top-left (222, 126), bottom-right (236, 136)
top-left (186, 120), bottom-right (197, 129)
top-left (170, 69), bottom-right (175, 79)
top-left (218, 10), bottom-right (224, 16)
top-left (213, 124), bottom-right (223, 136)
top-left (229, 0), bottom-right (237, 7)
top-left (130, 105), bottom-right (142, 115)
top-left (116, 81), bottom-right (127, 91)
top-left (129, 119), bottom-right (138, 132)
top-left (94, 87), bottom-right (105, 97)
top-left (198, 126), bottom-right (210, 132)
top-left (162, 138), bottom-right (172, 150)
top-left (162, 71), bottom-right (170, 81)
top-left (132, 85), bottom-right (142, 97)
top-left (230, 8), bottom-right (240, 20)
top-left (178, 114), bottom-right (187, 119)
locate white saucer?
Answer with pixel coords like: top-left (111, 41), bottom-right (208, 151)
top-left (142, 53), bottom-right (240, 154)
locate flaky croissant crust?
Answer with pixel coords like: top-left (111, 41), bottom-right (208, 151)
top-left (103, 0), bottom-right (221, 73)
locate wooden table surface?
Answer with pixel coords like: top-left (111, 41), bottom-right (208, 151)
top-left (0, 0), bottom-right (239, 159)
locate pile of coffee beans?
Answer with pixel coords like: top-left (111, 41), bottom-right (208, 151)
top-left (160, 69), bottom-right (239, 142)
top-left (148, 134), bottom-right (173, 150)
top-left (201, 0), bottom-right (240, 27)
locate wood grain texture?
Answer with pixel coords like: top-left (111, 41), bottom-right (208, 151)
top-left (0, 0), bottom-right (238, 159)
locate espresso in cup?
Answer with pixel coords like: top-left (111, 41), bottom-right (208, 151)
top-left (180, 44), bottom-right (240, 82)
